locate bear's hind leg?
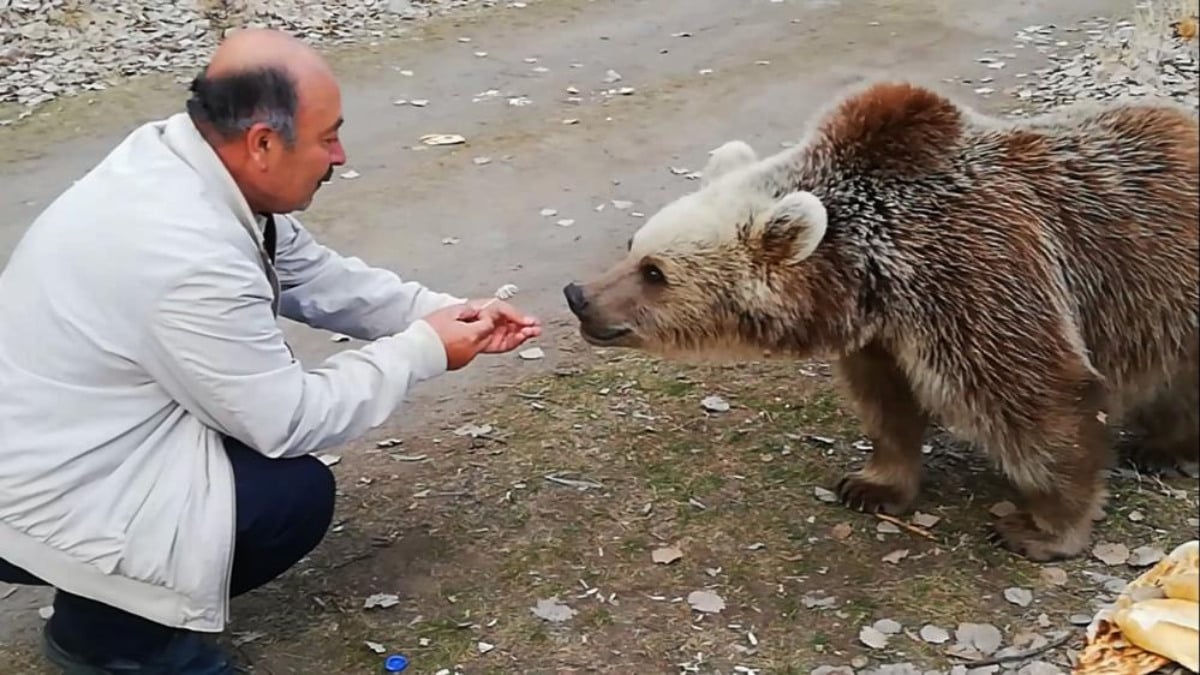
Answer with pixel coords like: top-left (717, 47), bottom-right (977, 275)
top-left (1120, 342), bottom-right (1199, 475)
top-left (989, 376), bottom-right (1111, 561)
top-left (833, 343), bottom-right (929, 515)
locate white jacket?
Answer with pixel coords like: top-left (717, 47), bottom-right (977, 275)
top-left (0, 112), bottom-right (463, 632)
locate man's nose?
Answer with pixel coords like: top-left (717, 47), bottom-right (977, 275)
top-left (330, 142), bottom-right (347, 166)
top-left (563, 282), bottom-right (589, 314)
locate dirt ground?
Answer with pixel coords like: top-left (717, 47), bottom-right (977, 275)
top-left (1, 0), bottom-right (1196, 673)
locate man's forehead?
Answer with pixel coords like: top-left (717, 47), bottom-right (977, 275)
top-left (296, 74), bottom-right (343, 131)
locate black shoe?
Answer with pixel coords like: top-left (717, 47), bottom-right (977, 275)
top-left (42, 621), bottom-right (238, 674)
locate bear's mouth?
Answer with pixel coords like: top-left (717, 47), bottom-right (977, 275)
top-left (579, 324), bottom-right (633, 346)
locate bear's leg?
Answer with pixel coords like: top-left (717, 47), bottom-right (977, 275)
top-left (989, 375), bottom-right (1111, 561)
top-left (1119, 341), bottom-right (1199, 475)
top-left (833, 343), bottom-right (929, 515)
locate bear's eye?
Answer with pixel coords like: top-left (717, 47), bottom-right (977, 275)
top-left (640, 262), bottom-right (667, 285)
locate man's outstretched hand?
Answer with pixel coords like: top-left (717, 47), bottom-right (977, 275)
top-left (462, 299), bottom-right (542, 354)
top-left (420, 300), bottom-right (542, 371)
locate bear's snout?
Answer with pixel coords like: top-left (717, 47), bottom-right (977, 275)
top-left (563, 282), bottom-right (589, 316)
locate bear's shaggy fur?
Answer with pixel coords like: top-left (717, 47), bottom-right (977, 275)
top-left (562, 80), bottom-right (1199, 561)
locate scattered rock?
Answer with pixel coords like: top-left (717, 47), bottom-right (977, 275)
top-left (814, 486), bottom-right (839, 503)
top-left (873, 618), bottom-right (902, 635)
top-left (364, 593), bottom-right (400, 609)
top-left (859, 625), bottom-right (890, 649)
top-left (911, 511), bottom-right (941, 528)
top-left (531, 596), bottom-right (576, 623)
top-left (1004, 586), bottom-right (1033, 607)
top-left (920, 624), bottom-right (951, 644)
top-left (686, 589), bottom-right (726, 614)
top-left (700, 394), bottom-right (730, 413)
top-left (955, 622), bottom-right (1003, 655)
top-left (651, 544), bottom-right (683, 565)
top-left (989, 501), bottom-right (1017, 518)
top-left (1092, 542), bottom-right (1130, 566)
top-left (877, 520), bottom-right (902, 534)
top-left (1039, 567), bottom-right (1069, 586)
top-left (1127, 545), bottom-right (1165, 568)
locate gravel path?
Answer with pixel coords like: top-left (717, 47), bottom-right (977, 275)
top-left (0, 1), bottom-right (1196, 672)
top-left (0, 0), bottom-right (531, 122)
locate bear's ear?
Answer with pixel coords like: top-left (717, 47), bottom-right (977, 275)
top-left (762, 190), bottom-right (828, 263)
top-left (701, 140), bottom-right (758, 187)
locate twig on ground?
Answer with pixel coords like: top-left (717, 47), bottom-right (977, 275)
top-left (544, 473), bottom-right (605, 490)
top-left (961, 630), bottom-right (1075, 667)
top-left (875, 513), bottom-right (936, 540)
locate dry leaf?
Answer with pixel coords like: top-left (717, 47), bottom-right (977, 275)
top-left (882, 549), bottom-right (909, 564)
top-left (831, 522), bottom-right (853, 540)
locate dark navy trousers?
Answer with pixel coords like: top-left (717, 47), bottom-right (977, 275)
top-left (0, 437), bottom-right (336, 663)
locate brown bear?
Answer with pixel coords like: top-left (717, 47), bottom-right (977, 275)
top-left (562, 80), bottom-right (1199, 561)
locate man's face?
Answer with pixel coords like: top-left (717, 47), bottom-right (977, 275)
top-left (257, 73), bottom-right (346, 213)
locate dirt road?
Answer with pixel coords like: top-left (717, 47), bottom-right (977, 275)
top-left (0, 0), bottom-right (1140, 662)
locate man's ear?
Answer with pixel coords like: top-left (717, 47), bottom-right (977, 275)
top-left (701, 140), bottom-right (758, 187)
top-left (760, 190), bottom-right (828, 263)
top-left (244, 122), bottom-right (280, 169)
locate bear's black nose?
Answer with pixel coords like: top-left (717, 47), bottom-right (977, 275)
top-left (563, 282), bottom-right (589, 314)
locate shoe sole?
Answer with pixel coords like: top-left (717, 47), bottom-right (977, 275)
top-left (41, 631), bottom-right (115, 675)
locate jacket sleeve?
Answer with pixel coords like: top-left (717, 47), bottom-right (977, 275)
top-left (139, 252), bottom-right (448, 458)
top-left (273, 214), bottom-right (466, 341)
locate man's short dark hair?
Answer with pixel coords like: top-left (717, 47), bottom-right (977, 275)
top-left (185, 65), bottom-right (299, 146)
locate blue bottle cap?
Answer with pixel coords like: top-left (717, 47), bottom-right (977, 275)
top-left (383, 654), bottom-right (409, 672)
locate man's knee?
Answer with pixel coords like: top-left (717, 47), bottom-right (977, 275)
top-left (294, 456), bottom-right (337, 543)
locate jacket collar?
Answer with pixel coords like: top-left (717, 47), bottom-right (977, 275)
top-left (157, 112), bottom-right (281, 315)
top-left (157, 112), bottom-right (266, 250)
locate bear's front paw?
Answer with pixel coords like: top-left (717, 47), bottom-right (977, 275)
top-left (835, 471), bottom-right (915, 515)
top-left (988, 511), bottom-right (1090, 562)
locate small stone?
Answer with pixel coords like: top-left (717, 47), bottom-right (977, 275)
top-left (873, 618), bottom-right (902, 635)
top-left (955, 622), bottom-right (1003, 655)
top-left (1004, 587), bottom-right (1033, 607)
top-left (877, 520), bottom-right (902, 534)
top-left (911, 511), bottom-right (941, 528)
top-left (687, 589), bottom-right (725, 614)
top-left (1092, 542), bottom-right (1130, 566)
top-left (1039, 567), bottom-right (1068, 586)
top-left (814, 487), bottom-right (839, 503)
top-left (920, 624), bottom-right (950, 644)
top-left (1127, 545), bottom-right (1165, 568)
top-left (701, 394), bottom-right (730, 413)
top-left (989, 501), bottom-right (1017, 517)
top-left (859, 625), bottom-right (890, 649)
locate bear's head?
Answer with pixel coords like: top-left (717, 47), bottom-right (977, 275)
top-left (563, 139), bottom-right (858, 361)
